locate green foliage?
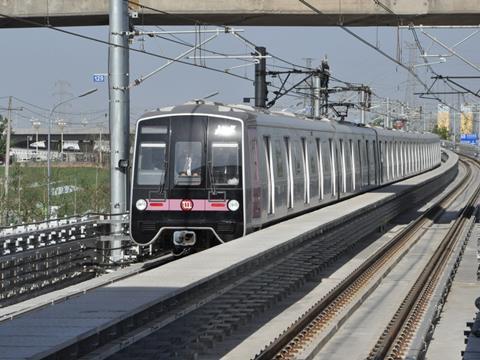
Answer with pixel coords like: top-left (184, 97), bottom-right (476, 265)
top-left (0, 165), bottom-right (109, 225)
top-left (370, 117), bottom-right (384, 127)
top-left (432, 125), bottom-right (450, 140)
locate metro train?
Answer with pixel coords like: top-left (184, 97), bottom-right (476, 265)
top-left (129, 101), bottom-right (440, 252)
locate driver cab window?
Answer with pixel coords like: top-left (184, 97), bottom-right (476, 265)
top-left (211, 143), bottom-right (240, 186)
top-left (174, 141), bottom-right (202, 186)
top-left (137, 142), bottom-right (166, 185)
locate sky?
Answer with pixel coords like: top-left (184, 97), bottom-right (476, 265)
top-left (0, 23), bottom-right (479, 131)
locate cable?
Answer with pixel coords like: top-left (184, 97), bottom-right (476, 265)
top-left (0, 12), bottom-right (253, 84)
top-left (127, 0), bottom-right (314, 73)
top-left (13, 97), bottom-right (107, 116)
top-left (297, 0), bottom-right (463, 114)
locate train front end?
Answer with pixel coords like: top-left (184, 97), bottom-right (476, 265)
top-left (130, 109), bottom-right (245, 252)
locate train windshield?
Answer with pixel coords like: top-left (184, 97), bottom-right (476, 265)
top-left (211, 143), bottom-right (240, 185)
top-left (137, 142), bottom-right (166, 185)
top-left (174, 141), bottom-right (203, 186)
top-left (135, 115), bottom-right (241, 189)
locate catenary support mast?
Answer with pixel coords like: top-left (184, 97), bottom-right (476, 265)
top-left (109, 0), bottom-right (130, 261)
top-left (255, 46), bottom-right (267, 108)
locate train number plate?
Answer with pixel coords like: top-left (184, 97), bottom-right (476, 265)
top-left (180, 199), bottom-right (194, 212)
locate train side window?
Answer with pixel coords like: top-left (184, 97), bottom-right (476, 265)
top-left (392, 141), bottom-right (396, 178)
top-left (285, 137), bottom-right (294, 209)
top-left (407, 142), bottom-right (411, 174)
top-left (264, 136), bottom-right (275, 214)
top-left (365, 140), bottom-right (370, 185)
top-left (408, 142), bottom-right (411, 173)
top-left (329, 139), bottom-right (336, 196)
top-left (211, 142), bottom-right (240, 186)
top-left (308, 139), bottom-right (318, 201)
top-left (399, 141), bottom-right (403, 176)
top-left (356, 139), bottom-right (361, 188)
top-left (301, 138), bottom-right (310, 204)
top-left (379, 141), bottom-right (385, 183)
top-left (390, 141), bottom-right (394, 179)
top-left (350, 139), bottom-right (355, 191)
top-left (414, 143), bottom-right (418, 172)
top-left (340, 139), bottom-right (346, 193)
top-left (372, 140), bottom-right (377, 184)
top-left (274, 140), bottom-right (285, 178)
top-left (322, 141), bottom-right (331, 198)
top-left (386, 141), bottom-right (390, 181)
top-left (316, 138), bottom-right (324, 199)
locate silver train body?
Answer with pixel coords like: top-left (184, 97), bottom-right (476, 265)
top-left (130, 102), bottom-right (440, 249)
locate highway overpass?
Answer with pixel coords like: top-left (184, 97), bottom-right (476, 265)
top-left (1, 1), bottom-right (479, 27)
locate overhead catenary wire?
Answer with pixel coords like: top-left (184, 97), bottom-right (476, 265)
top-left (126, 0), bottom-right (321, 74)
top-left (297, 0), bottom-right (463, 114)
top-left (0, 12), bottom-right (254, 84)
top-left (129, 0), bottom-right (361, 89)
top-left (371, 0), bottom-right (473, 108)
top-left (1, 2), bottom-right (420, 120)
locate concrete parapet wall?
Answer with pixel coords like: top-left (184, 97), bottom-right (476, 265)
top-left (1, 0), bottom-right (479, 27)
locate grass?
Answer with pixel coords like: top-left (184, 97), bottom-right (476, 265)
top-left (0, 164), bottom-right (110, 225)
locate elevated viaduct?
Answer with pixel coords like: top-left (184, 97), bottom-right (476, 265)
top-left (1, 1), bottom-right (479, 28)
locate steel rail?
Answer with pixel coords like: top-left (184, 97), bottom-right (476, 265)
top-left (256, 159), bottom-right (471, 360)
top-left (368, 157), bottom-right (480, 360)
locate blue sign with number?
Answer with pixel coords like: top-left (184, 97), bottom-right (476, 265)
top-left (93, 74), bottom-right (106, 83)
top-left (460, 134), bottom-right (478, 144)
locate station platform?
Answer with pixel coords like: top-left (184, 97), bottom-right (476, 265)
top-left (0, 152), bottom-right (457, 359)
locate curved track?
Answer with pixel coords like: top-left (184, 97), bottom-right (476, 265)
top-left (255, 156), bottom-right (479, 360)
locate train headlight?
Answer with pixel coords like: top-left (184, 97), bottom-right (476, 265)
top-left (228, 200), bottom-right (240, 212)
top-left (136, 199), bottom-right (148, 211)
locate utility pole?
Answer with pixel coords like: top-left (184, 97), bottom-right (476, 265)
top-left (254, 46), bottom-right (267, 108)
top-left (2, 97), bottom-right (22, 198)
top-left (319, 57), bottom-right (330, 117)
top-left (109, 0), bottom-right (130, 261)
top-left (32, 121), bottom-right (40, 155)
top-left (360, 90), bottom-right (366, 125)
top-left (99, 126), bottom-right (103, 166)
top-left (386, 98), bottom-right (390, 128)
top-left (57, 120), bottom-right (66, 156)
top-left (313, 71), bottom-right (320, 118)
top-left (4, 97), bottom-right (12, 198)
top-left (302, 58), bottom-right (313, 111)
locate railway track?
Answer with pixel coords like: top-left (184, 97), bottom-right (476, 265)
top-left (88, 161), bottom-right (457, 359)
top-left (0, 151), bottom-right (457, 359)
top-left (254, 156), bottom-right (479, 360)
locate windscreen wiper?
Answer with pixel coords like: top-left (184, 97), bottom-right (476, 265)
top-left (158, 159), bottom-right (168, 198)
top-left (208, 161), bottom-right (217, 195)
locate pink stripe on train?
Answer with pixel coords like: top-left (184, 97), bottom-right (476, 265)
top-left (146, 199), bottom-right (229, 212)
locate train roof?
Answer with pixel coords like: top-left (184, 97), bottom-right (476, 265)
top-left (138, 101), bottom-right (438, 140)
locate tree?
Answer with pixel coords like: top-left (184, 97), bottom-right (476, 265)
top-left (432, 125), bottom-right (450, 140)
top-left (370, 116), bottom-right (384, 127)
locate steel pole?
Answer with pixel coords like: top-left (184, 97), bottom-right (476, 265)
top-left (109, 0), bottom-right (130, 261)
top-left (386, 98), bottom-right (390, 128)
top-left (47, 107), bottom-right (52, 219)
top-left (254, 46), bottom-right (267, 108)
top-left (313, 72), bottom-right (320, 119)
top-left (4, 96), bottom-right (12, 198)
top-left (360, 90), bottom-right (365, 125)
